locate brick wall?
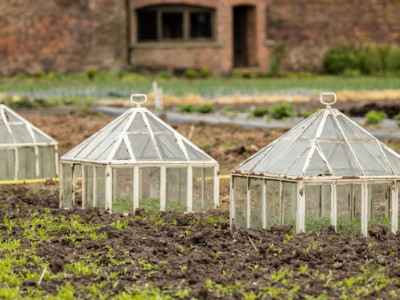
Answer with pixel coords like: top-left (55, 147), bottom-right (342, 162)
top-left (0, 0), bottom-right (126, 75)
top-left (1, 0), bottom-right (400, 74)
top-left (267, 0), bottom-right (400, 72)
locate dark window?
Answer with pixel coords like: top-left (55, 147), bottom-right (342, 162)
top-left (190, 12), bottom-right (212, 38)
top-left (137, 11), bottom-right (157, 41)
top-left (162, 13), bottom-right (183, 39)
top-left (136, 5), bottom-right (215, 43)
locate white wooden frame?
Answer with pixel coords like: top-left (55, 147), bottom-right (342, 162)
top-left (231, 175), bottom-right (399, 236)
top-left (0, 104), bottom-right (58, 181)
top-left (231, 93), bottom-right (400, 236)
top-left (60, 94), bottom-right (219, 214)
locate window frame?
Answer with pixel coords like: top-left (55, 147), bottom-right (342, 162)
top-left (136, 5), bottom-right (216, 43)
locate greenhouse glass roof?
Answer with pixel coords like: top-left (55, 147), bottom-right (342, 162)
top-left (0, 104), bottom-right (57, 147)
top-left (235, 97), bottom-right (400, 179)
top-left (61, 97), bottom-right (216, 165)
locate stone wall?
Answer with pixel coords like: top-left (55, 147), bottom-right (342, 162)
top-left (0, 0), bottom-right (126, 75)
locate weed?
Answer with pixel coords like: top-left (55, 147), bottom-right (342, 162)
top-left (196, 104), bottom-right (216, 114)
top-left (299, 264), bottom-right (308, 275)
top-left (251, 107), bottom-right (269, 117)
top-left (365, 110), bottom-right (387, 124)
top-left (179, 104), bottom-right (195, 113)
top-left (270, 102), bottom-right (296, 119)
top-left (199, 67), bottom-right (210, 78)
top-left (185, 69), bottom-right (197, 79)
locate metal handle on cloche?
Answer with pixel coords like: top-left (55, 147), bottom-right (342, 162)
top-left (130, 94), bottom-right (148, 107)
top-left (320, 92), bottom-right (337, 109)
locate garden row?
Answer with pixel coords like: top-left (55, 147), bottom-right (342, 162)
top-left (180, 102), bottom-right (400, 126)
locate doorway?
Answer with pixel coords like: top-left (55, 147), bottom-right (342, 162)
top-left (233, 5), bottom-right (256, 68)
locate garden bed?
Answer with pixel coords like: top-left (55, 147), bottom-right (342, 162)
top-left (1, 185), bottom-right (400, 298)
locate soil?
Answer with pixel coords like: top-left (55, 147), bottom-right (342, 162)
top-left (2, 185), bottom-right (400, 299)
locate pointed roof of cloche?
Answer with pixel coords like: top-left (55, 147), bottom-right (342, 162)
top-left (0, 104), bottom-right (57, 147)
top-left (61, 94), bottom-right (216, 165)
top-left (234, 93), bottom-right (400, 179)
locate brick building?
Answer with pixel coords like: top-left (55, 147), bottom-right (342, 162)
top-left (129, 0), bottom-right (268, 73)
top-left (1, 0), bottom-right (400, 75)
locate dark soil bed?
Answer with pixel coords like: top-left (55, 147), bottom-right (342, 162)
top-left (1, 185), bottom-right (400, 299)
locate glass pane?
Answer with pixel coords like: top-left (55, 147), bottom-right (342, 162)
top-left (336, 184), bottom-right (361, 234)
top-left (282, 182), bottom-right (296, 227)
top-left (18, 147), bottom-right (35, 179)
top-left (383, 149), bottom-right (400, 175)
top-left (190, 12), bottom-right (212, 38)
top-left (146, 114), bottom-right (171, 134)
top-left (62, 115), bottom-right (126, 159)
top-left (319, 142), bottom-right (361, 176)
top-left (305, 185), bottom-right (331, 232)
top-left (112, 168), bottom-right (134, 213)
top-left (96, 167), bottom-right (106, 209)
top-left (78, 115), bottom-right (130, 160)
top-left (249, 178), bottom-right (263, 228)
top-left (233, 176), bottom-right (247, 229)
top-left (301, 113), bottom-right (324, 139)
top-left (62, 164), bottom-right (73, 209)
top-left (129, 113), bottom-right (148, 133)
top-left (155, 135), bottom-right (186, 161)
top-left (183, 140), bottom-right (210, 161)
top-left (166, 168), bottom-right (187, 211)
top-left (0, 149), bottom-right (15, 180)
top-left (113, 140), bottom-right (131, 160)
top-left (204, 168), bottom-right (214, 210)
top-left (368, 183), bottom-right (391, 231)
top-left (266, 180), bottom-right (280, 228)
top-left (305, 150), bottom-right (331, 177)
top-left (84, 166), bottom-right (94, 208)
top-left (336, 116), bottom-right (371, 140)
top-left (33, 128), bottom-right (53, 143)
top-left (139, 168), bottom-right (160, 211)
top-left (349, 142), bottom-right (391, 176)
top-left (38, 147), bottom-right (56, 178)
top-left (137, 10), bottom-right (157, 41)
top-left (72, 164), bottom-right (82, 207)
top-left (9, 123), bottom-right (33, 144)
top-left (252, 139), bottom-right (294, 173)
top-left (162, 12), bottom-right (183, 38)
top-left (0, 120), bottom-right (14, 144)
top-left (284, 148), bottom-right (310, 176)
top-left (285, 112), bottom-right (319, 140)
top-left (268, 140), bottom-right (309, 175)
top-left (319, 115), bottom-right (341, 139)
top-left (129, 134), bottom-right (160, 161)
top-left (97, 141), bottom-right (116, 161)
top-left (85, 131), bottom-right (120, 161)
top-left (192, 167), bottom-right (204, 211)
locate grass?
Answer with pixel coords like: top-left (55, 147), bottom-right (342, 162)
top-left (2, 74), bottom-right (400, 100)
